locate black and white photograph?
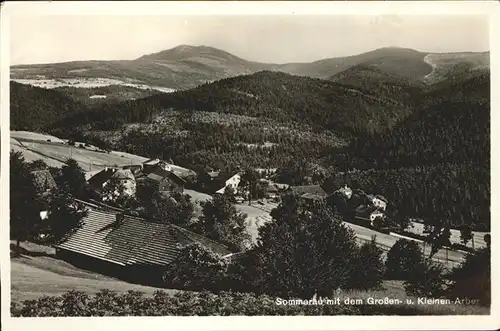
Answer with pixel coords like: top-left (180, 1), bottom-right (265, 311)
top-left (0, 1), bottom-right (498, 330)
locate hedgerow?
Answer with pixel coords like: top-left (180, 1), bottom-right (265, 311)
top-left (11, 289), bottom-right (457, 317)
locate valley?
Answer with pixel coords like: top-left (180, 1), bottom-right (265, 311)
top-left (9, 43), bottom-right (491, 316)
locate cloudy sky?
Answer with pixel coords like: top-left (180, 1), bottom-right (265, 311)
top-left (10, 15), bottom-right (489, 65)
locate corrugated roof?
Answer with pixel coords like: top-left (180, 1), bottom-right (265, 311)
top-left (56, 207), bottom-right (231, 267)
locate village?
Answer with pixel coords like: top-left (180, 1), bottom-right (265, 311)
top-left (17, 134), bottom-right (483, 287)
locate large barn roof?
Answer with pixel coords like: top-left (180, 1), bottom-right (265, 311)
top-left (55, 204), bottom-right (231, 267)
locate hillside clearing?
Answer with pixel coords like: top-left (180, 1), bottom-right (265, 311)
top-left (11, 253), bottom-right (175, 302)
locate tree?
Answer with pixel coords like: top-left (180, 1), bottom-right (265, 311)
top-left (348, 236), bottom-right (385, 290)
top-left (162, 243), bottom-right (228, 292)
top-left (385, 239), bottom-right (423, 280)
top-left (428, 225), bottom-right (451, 259)
top-left (447, 247), bottom-right (490, 306)
top-left (404, 259), bottom-right (447, 298)
top-left (484, 234), bottom-right (491, 248)
top-left (223, 185), bottom-right (237, 203)
top-left (10, 152), bottom-right (43, 253)
top-left (28, 159), bottom-right (48, 171)
top-left (240, 169), bottom-right (259, 205)
top-left (194, 194), bottom-right (250, 252)
top-left (100, 177), bottom-right (127, 203)
top-left (459, 224), bottom-right (473, 246)
top-left (141, 190), bottom-right (195, 228)
top-left (245, 195), bottom-right (363, 299)
top-left (44, 193), bottom-right (88, 244)
top-left (56, 159), bottom-right (87, 198)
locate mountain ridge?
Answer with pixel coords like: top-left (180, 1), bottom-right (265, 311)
top-left (11, 45), bottom-right (490, 91)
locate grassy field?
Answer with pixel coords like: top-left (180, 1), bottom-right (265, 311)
top-left (10, 241), bottom-right (174, 302)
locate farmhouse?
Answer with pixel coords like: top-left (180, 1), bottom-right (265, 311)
top-left (367, 194), bottom-right (388, 211)
top-left (215, 173), bottom-right (242, 195)
top-left (54, 201), bottom-right (231, 285)
top-left (87, 168), bottom-right (136, 198)
top-left (287, 185), bottom-right (329, 202)
top-left (335, 185), bottom-right (353, 200)
top-left (136, 167), bottom-right (186, 195)
top-left (354, 205), bottom-right (385, 226)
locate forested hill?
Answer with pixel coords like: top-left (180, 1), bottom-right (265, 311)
top-left (52, 71), bottom-right (416, 136)
top-left (329, 64), bottom-right (425, 105)
top-left (10, 81), bottom-right (90, 132)
top-left (346, 72), bottom-right (490, 170)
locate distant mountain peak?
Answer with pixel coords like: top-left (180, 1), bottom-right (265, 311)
top-left (136, 44), bottom-right (245, 62)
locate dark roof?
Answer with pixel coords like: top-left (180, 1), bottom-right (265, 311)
top-left (87, 168), bottom-right (116, 188)
top-left (30, 170), bottom-right (57, 192)
top-left (56, 206), bottom-right (231, 267)
top-left (289, 185), bottom-right (328, 198)
top-left (142, 167), bottom-right (186, 185)
top-left (374, 195), bottom-right (388, 203)
top-left (355, 205), bottom-right (380, 216)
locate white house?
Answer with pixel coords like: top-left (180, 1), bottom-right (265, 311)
top-left (371, 196), bottom-right (387, 211)
top-left (216, 173), bottom-right (242, 194)
top-left (336, 185), bottom-right (353, 199)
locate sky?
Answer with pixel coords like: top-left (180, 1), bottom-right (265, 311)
top-left (10, 15), bottom-right (490, 65)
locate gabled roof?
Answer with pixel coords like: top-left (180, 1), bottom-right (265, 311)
top-left (289, 185), bottom-right (328, 198)
top-left (31, 170), bottom-right (57, 192)
top-left (355, 204), bottom-right (380, 216)
top-left (56, 205), bottom-right (231, 267)
top-left (374, 195), bottom-right (388, 203)
top-left (112, 169), bottom-right (135, 181)
top-left (142, 167), bottom-right (186, 185)
top-left (87, 168), bottom-right (116, 188)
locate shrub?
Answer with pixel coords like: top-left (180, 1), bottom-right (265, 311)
top-left (385, 239), bottom-right (423, 280)
top-left (162, 243), bottom-right (229, 292)
top-left (403, 260), bottom-right (447, 298)
top-left (347, 236), bottom-right (385, 290)
top-left (447, 247), bottom-right (490, 306)
top-left (11, 289), bottom-right (362, 316)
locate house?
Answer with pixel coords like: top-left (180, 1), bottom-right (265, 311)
top-left (287, 185), bottom-right (329, 202)
top-left (366, 194), bottom-right (387, 211)
top-left (87, 168), bottom-right (136, 198)
top-left (215, 173), bottom-right (242, 195)
top-left (335, 185), bottom-right (353, 200)
top-left (30, 169), bottom-right (57, 194)
top-left (54, 201), bottom-right (231, 286)
top-left (354, 205), bottom-right (385, 227)
top-left (123, 164), bottom-right (144, 175)
top-left (137, 167), bottom-right (186, 195)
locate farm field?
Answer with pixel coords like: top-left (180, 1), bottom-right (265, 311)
top-left (11, 131), bottom-right (66, 143)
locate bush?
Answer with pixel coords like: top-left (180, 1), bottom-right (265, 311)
top-left (347, 236), bottom-right (385, 290)
top-left (162, 243), bottom-right (229, 292)
top-left (385, 239), bottom-right (423, 280)
top-left (447, 247), bottom-right (490, 306)
top-left (12, 289), bottom-right (363, 316)
top-left (403, 260), bottom-right (447, 298)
